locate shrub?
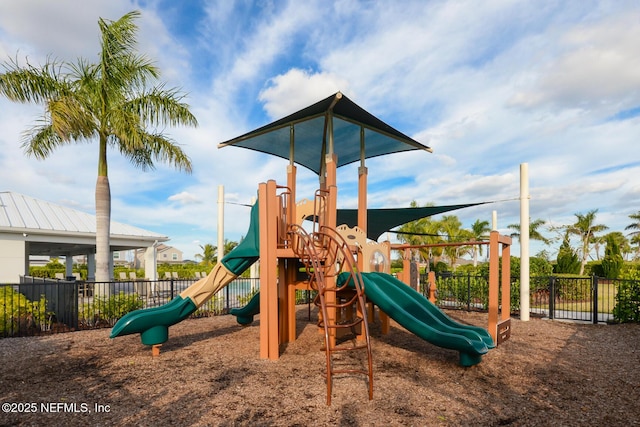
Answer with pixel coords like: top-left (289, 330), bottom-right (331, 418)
top-left (237, 289), bottom-right (259, 306)
top-left (601, 235), bottom-right (624, 279)
top-left (0, 286), bottom-right (52, 336)
top-left (555, 237), bottom-right (580, 274)
top-left (80, 292), bottom-right (144, 327)
top-left (612, 269), bottom-right (640, 323)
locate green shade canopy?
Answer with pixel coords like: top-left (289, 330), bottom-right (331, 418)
top-left (336, 202), bottom-right (489, 241)
top-left (218, 92), bottom-right (432, 174)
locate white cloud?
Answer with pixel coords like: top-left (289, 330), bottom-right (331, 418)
top-left (168, 191), bottom-right (201, 205)
top-left (509, 11), bottom-right (640, 112)
top-left (258, 69), bottom-right (349, 118)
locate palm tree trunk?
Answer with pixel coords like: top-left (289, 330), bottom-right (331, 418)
top-left (95, 175), bottom-right (111, 290)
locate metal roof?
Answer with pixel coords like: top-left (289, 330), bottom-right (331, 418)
top-left (0, 191), bottom-right (168, 256)
top-left (218, 92), bottom-right (432, 174)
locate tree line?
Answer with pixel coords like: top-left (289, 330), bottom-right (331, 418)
top-left (396, 202), bottom-right (640, 278)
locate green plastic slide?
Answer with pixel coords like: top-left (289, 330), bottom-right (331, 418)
top-left (339, 271), bottom-right (494, 367)
top-left (110, 202), bottom-right (260, 346)
top-left (229, 291), bottom-right (261, 325)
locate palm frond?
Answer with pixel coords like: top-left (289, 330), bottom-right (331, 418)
top-left (0, 56), bottom-right (67, 103)
top-left (21, 121), bottom-right (66, 159)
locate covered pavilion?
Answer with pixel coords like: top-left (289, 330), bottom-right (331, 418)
top-left (0, 191), bottom-right (168, 283)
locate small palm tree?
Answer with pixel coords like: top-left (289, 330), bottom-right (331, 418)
top-left (195, 244), bottom-right (217, 266)
top-left (507, 218), bottom-right (551, 245)
top-left (626, 211), bottom-right (640, 237)
top-left (439, 215), bottom-right (467, 268)
top-left (567, 209), bottom-right (608, 275)
top-left (397, 201), bottom-right (443, 263)
top-left (0, 11), bottom-right (197, 284)
top-left (626, 211), bottom-right (640, 260)
top-left (469, 219), bottom-right (490, 267)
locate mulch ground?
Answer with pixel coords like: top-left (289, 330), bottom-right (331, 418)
top-left (1, 307), bottom-right (639, 426)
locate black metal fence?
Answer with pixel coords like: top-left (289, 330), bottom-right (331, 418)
top-left (2, 272), bottom-right (634, 338)
top-left (1, 276), bottom-right (262, 338)
top-left (422, 272), bottom-right (633, 324)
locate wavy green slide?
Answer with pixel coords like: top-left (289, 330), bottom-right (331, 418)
top-left (339, 271), bottom-right (494, 367)
top-left (229, 291), bottom-right (261, 325)
top-left (110, 203), bottom-right (260, 346)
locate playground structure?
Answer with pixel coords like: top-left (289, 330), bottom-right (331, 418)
top-left (111, 92), bottom-right (509, 404)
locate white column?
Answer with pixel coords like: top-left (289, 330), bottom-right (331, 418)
top-left (0, 238), bottom-right (28, 282)
top-left (218, 185), bottom-right (225, 261)
top-left (520, 163), bottom-right (530, 321)
top-left (217, 185), bottom-right (225, 311)
top-left (65, 256), bottom-right (73, 279)
top-left (145, 246), bottom-right (157, 281)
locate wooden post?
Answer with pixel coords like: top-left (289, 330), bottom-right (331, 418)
top-left (488, 231), bottom-right (513, 345)
top-left (259, 181), bottom-right (280, 360)
top-left (152, 344), bottom-right (161, 357)
top-left (402, 248), bottom-right (411, 286)
top-left (428, 271), bottom-right (437, 304)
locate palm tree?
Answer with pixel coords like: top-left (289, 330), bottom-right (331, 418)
top-left (396, 201), bottom-right (443, 263)
top-left (224, 239), bottom-right (239, 256)
top-left (567, 209), bottom-right (608, 275)
top-left (626, 211), bottom-right (640, 236)
top-left (195, 244), bottom-right (217, 266)
top-left (507, 218), bottom-right (551, 245)
top-left (469, 219), bottom-right (490, 267)
top-left (626, 211), bottom-right (640, 260)
top-left (439, 215), bottom-right (468, 268)
top-left (0, 11), bottom-right (197, 284)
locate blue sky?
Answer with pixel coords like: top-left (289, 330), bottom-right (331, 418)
top-left (1, 0), bottom-right (639, 261)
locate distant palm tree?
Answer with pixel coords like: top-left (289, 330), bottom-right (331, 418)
top-left (567, 209), bottom-right (608, 275)
top-left (195, 244), bottom-right (217, 266)
top-left (626, 211), bottom-right (640, 238)
top-left (627, 211), bottom-right (640, 260)
top-left (0, 11), bottom-right (197, 284)
top-left (507, 218), bottom-right (551, 245)
top-left (396, 201), bottom-right (443, 263)
top-left (224, 239), bottom-right (239, 255)
top-left (469, 219), bottom-right (490, 267)
top-left (439, 215), bottom-right (469, 267)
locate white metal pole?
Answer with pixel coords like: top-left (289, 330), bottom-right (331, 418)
top-left (491, 210), bottom-right (498, 231)
top-left (520, 163), bottom-right (530, 321)
top-left (217, 185), bottom-right (225, 311)
top-left (217, 185), bottom-right (224, 262)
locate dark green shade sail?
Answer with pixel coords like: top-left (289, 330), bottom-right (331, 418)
top-left (218, 92), bottom-right (432, 174)
top-left (336, 202), bottom-right (489, 241)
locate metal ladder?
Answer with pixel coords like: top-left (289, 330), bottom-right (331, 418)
top-left (290, 224), bottom-right (374, 405)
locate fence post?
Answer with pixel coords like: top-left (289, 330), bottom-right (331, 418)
top-left (170, 278), bottom-right (175, 299)
top-left (467, 273), bottom-right (471, 311)
top-left (549, 276), bottom-right (555, 320)
top-left (592, 275), bottom-right (598, 324)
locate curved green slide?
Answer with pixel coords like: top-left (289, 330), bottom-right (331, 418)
top-left (339, 271), bottom-right (494, 367)
top-left (229, 291), bottom-right (261, 325)
top-left (110, 202), bottom-right (260, 346)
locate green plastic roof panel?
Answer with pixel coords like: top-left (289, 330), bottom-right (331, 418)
top-left (218, 92), bottom-right (432, 174)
